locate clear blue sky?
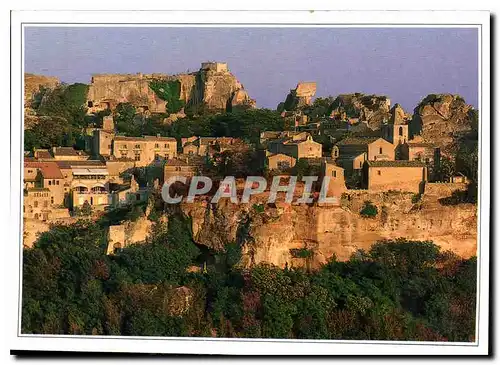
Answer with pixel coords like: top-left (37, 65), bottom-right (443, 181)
top-left (24, 27), bottom-right (479, 112)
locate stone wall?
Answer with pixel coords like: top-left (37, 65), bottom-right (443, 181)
top-left (367, 166), bottom-right (426, 193)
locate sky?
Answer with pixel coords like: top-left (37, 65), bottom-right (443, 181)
top-left (24, 27), bottom-right (479, 111)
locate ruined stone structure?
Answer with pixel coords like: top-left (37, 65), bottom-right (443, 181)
top-left (279, 82), bottom-right (317, 112)
top-left (86, 62), bottom-right (255, 114)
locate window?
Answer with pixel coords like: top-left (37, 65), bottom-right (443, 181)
top-left (52, 179), bottom-right (55, 185)
top-left (48, 181), bottom-right (52, 186)
top-left (87, 101), bottom-right (93, 107)
top-left (379, 147), bottom-right (383, 154)
top-left (359, 162), bottom-right (362, 168)
top-left (377, 170), bottom-right (381, 176)
top-left (34, 201), bottom-right (38, 208)
top-left (135, 154), bottom-right (141, 161)
top-left (399, 126), bottom-right (403, 136)
top-left (51, 197), bottom-right (54, 204)
top-left (56, 180), bottom-right (59, 185)
top-left (34, 213), bottom-right (39, 220)
top-left (155, 143), bottom-right (159, 148)
top-left (43, 201), bottom-right (48, 208)
top-left (334, 149), bottom-right (338, 157)
top-left (165, 144), bottom-right (169, 148)
top-left (134, 144), bottom-right (141, 149)
top-left (332, 171), bottom-right (337, 178)
top-left (28, 169), bottom-right (32, 173)
top-left (122, 144), bottom-right (128, 149)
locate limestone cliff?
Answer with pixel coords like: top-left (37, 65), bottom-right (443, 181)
top-left (24, 73), bottom-right (60, 128)
top-left (86, 62), bottom-right (255, 114)
top-left (179, 188), bottom-right (477, 269)
top-left (329, 93), bottom-right (392, 130)
top-left (409, 94), bottom-right (477, 154)
top-left (278, 82), bottom-right (317, 112)
top-left (24, 73), bottom-right (60, 108)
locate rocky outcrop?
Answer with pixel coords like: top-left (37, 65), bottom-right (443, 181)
top-left (24, 73), bottom-right (60, 108)
top-left (278, 82), bottom-right (317, 112)
top-left (86, 62), bottom-right (255, 114)
top-left (24, 74), bottom-right (60, 129)
top-left (180, 189), bottom-right (477, 269)
top-left (389, 103), bottom-right (411, 125)
top-left (87, 73), bottom-right (167, 113)
top-left (329, 93), bottom-right (391, 130)
top-left (409, 94), bottom-right (477, 154)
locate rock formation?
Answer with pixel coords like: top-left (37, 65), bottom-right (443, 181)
top-left (329, 93), bottom-right (392, 130)
top-left (409, 94), bottom-right (477, 154)
top-left (179, 187), bottom-right (476, 269)
top-left (24, 73), bottom-right (60, 128)
top-left (86, 62), bottom-right (255, 115)
top-left (279, 82), bottom-right (317, 112)
top-left (24, 73), bottom-right (60, 108)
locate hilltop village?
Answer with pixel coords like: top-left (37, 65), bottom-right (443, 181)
top-left (21, 61), bottom-right (479, 340)
top-left (23, 62), bottom-right (478, 258)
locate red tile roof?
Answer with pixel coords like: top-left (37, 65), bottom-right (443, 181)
top-left (24, 161), bottom-right (64, 179)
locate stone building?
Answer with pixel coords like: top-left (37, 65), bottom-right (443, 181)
top-left (362, 160), bottom-right (427, 193)
top-left (112, 135), bottom-right (178, 166)
top-left (267, 153), bottom-right (297, 171)
top-left (335, 137), bottom-right (395, 177)
top-left (320, 159), bottom-right (347, 201)
top-left (24, 161), bottom-right (65, 206)
top-left (51, 147), bottom-right (89, 161)
top-left (201, 62), bottom-right (228, 73)
top-left (71, 166), bottom-right (110, 209)
top-left (266, 133), bottom-right (322, 160)
top-left (164, 156), bottom-right (202, 181)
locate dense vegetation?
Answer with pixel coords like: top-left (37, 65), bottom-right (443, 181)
top-left (110, 108), bottom-right (286, 145)
top-left (149, 80), bottom-right (185, 114)
top-left (25, 83), bottom-right (90, 150)
top-left (22, 215), bottom-right (476, 341)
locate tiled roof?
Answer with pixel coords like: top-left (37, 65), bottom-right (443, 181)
top-left (407, 142), bottom-right (435, 148)
top-left (367, 160), bottom-right (426, 168)
top-left (52, 147), bottom-right (88, 157)
top-left (55, 160), bottom-right (106, 169)
top-left (165, 158), bottom-right (191, 167)
top-left (336, 137), bottom-right (381, 145)
top-left (34, 150), bottom-right (53, 159)
top-left (143, 135), bottom-right (177, 142)
top-left (39, 162), bottom-right (64, 179)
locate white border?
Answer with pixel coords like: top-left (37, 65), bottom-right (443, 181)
top-left (9, 10), bottom-right (490, 356)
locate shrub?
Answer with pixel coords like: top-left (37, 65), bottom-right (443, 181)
top-left (252, 204), bottom-right (265, 214)
top-left (360, 201), bottom-right (378, 218)
top-left (412, 193), bottom-right (422, 204)
top-left (290, 248), bottom-right (314, 258)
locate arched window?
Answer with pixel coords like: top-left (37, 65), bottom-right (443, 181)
top-left (399, 126), bottom-right (403, 136)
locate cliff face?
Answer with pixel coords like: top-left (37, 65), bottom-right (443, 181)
top-left (86, 63), bottom-right (255, 114)
top-left (180, 188), bottom-right (477, 269)
top-left (24, 73), bottom-right (60, 108)
top-left (24, 74), bottom-right (60, 128)
top-left (409, 94), bottom-right (477, 153)
top-left (329, 93), bottom-right (391, 129)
